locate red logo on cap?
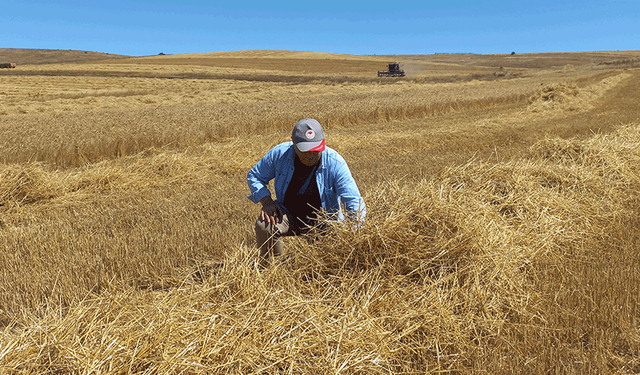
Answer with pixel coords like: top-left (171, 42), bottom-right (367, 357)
top-left (305, 130), bottom-right (315, 139)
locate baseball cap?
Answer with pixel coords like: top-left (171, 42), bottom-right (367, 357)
top-left (291, 118), bottom-right (325, 152)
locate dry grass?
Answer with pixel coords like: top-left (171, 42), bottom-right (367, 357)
top-left (0, 50), bottom-right (639, 373)
top-left (1, 123), bottom-right (638, 373)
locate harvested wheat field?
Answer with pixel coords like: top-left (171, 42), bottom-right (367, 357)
top-left (1, 49), bottom-right (639, 373)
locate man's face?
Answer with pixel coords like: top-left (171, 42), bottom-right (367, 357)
top-left (293, 143), bottom-right (322, 166)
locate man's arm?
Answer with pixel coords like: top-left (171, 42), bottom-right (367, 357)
top-left (333, 157), bottom-right (366, 222)
top-left (247, 150), bottom-right (276, 204)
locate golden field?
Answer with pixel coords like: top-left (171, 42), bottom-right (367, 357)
top-left (1, 49), bottom-right (639, 373)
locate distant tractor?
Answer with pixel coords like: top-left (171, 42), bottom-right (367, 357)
top-left (378, 62), bottom-right (405, 77)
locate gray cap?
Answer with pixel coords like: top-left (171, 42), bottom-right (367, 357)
top-left (291, 118), bottom-right (325, 152)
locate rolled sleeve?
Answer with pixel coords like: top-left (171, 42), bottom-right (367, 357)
top-left (330, 153), bottom-right (366, 221)
top-left (336, 169), bottom-right (366, 220)
top-left (247, 152), bottom-right (275, 204)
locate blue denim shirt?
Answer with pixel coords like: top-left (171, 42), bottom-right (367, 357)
top-left (247, 142), bottom-right (366, 221)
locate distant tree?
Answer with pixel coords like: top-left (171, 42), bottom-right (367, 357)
top-left (511, 51), bottom-right (516, 55)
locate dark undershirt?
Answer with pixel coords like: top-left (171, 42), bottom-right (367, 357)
top-left (282, 156), bottom-right (321, 231)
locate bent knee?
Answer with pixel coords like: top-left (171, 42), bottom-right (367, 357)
top-left (255, 218), bottom-right (275, 235)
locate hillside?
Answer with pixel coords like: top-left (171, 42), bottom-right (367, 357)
top-left (4, 47), bottom-right (640, 73)
top-left (0, 48), bottom-right (130, 65)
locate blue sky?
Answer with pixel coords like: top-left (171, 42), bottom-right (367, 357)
top-left (3, 0), bottom-right (639, 56)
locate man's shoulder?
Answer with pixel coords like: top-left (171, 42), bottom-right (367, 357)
top-left (323, 146), bottom-right (345, 160)
top-left (322, 146), bottom-right (349, 169)
top-left (274, 141), bottom-right (294, 150)
top-left (267, 142), bottom-right (294, 155)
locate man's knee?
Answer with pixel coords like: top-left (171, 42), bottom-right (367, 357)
top-left (255, 215), bottom-right (292, 237)
top-left (255, 218), bottom-right (277, 237)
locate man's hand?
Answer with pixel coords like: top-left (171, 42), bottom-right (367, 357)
top-left (259, 196), bottom-right (283, 225)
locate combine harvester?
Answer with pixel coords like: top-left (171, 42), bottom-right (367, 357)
top-left (378, 62), bottom-right (405, 77)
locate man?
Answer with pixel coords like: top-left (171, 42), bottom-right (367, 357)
top-left (247, 118), bottom-right (366, 263)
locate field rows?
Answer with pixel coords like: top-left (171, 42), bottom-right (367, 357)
top-left (0, 64), bottom-right (613, 167)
